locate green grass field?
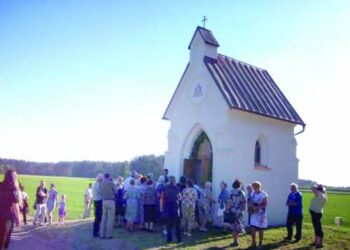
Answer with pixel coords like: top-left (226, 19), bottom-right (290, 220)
top-left (17, 175), bottom-right (94, 220)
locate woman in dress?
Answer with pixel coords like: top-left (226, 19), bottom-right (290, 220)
top-left (249, 181), bottom-right (268, 249)
top-left (47, 183), bottom-right (58, 225)
top-left (198, 181), bottom-right (215, 232)
top-left (124, 179), bottom-right (140, 231)
top-left (229, 179), bottom-right (247, 247)
top-left (310, 184), bottom-right (327, 248)
top-left (181, 179), bottom-right (198, 236)
top-left (0, 169), bottom-right (20, 250)
top-left (217, 181), bottom-right (230, 227)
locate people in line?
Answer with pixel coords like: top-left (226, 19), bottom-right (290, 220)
top-left (92, 174), bottom-right (104, 237)
top-left (5, 168), bottom-right (330, 249)
top-left (285, 183), bottom-right (303, 242)
top-left (47, 183), bottom-right (58, 225)
top-left (310, 184), bottom-right (327, 249)
top-left (249, 181), bottom-right (268, 249)
top-left (19, 183), bottom-right (29, 225)
top-left (58, 194), bottom-right (67, 226)
top-left (33, 180), bottom-right (48, 226)
top-left (100, 173), bottom-right (116, 239)
top-left (0, 169), bottom-right (20, 250)
top-left (83, 183), bottom-right (93, 219)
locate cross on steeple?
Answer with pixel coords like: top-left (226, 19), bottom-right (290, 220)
top-left (202, 16), bottom-right (208, 28)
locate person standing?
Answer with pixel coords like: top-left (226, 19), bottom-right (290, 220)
top-left (198, 181), bottom-right (215, 232)
top-left (217, 181), bottom-right (230, 227)
top-left (124, 179), bottom-right (140, 231)
top-left (249, 181), bottom-right (268, 249)
top-left (92, 174), bottom-right (103, 237)
top-left (58, 194), bottom-right (67, 226)
top-left (100, 173), bottom-right (116, 239)
top-left (143, 179), bottom-right (157, 231)
top-left (0, 169), bottom-right (20, 250)
top-left (19, 183), bottom-right (29, 225)
top-left (181, 179), bottom-right (198, 237)
top-left (310, 184), bottom-right (327, 249)
top-left (83, 183), bottom-right (93, 218)
top-left (33, 180), bottom-right (48, 226)
top-left (162, 176), bottom-right (182, 243)
top-left (47, 183), bottom-right (58, 225)
top-left (114, 176), bottom-right (125, 228)
top-left (285, 183), bottom-right (303, 242)
top-left (229, 179), bottom-right (247, 247)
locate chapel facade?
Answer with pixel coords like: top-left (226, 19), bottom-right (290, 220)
top-left (163, 26), bottom-right (305, 225)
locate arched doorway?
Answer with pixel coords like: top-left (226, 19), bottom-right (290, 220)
top-left (183, 131), bottom-right (213, 185)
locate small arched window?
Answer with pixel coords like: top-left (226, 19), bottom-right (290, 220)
top-left (254, 140), bottom-right (261, 165)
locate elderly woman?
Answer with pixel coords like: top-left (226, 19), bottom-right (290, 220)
top-left (249, 181), bottom-right (268, 249)
top-left (198, 181), bottom-right (215, 232)
top-left (310, 184), bottom-right (327, 248)
top-left (124, 179), bottom-right (140, 231)
top-left (181, 179), bottom-right (198, 236)
top-left (228, 179), bottom-right (247, 247)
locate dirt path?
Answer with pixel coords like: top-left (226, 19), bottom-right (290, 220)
top-left (10, 219), bottom-right (140, 250)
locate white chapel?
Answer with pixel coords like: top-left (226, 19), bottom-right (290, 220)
top-left (162, 26), bottom-right (305, 226)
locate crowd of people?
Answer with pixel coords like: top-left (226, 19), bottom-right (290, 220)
top-left (0, 168), bottom-right (328, 250)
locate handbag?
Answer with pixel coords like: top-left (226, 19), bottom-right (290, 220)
top-left (224, 210), bottom-right (236, 224)
top-left (217, 203), bottom-right (225, 217)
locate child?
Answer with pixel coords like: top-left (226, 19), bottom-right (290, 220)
top-left (223, 199), bottom-right (235, 232)
top-left (19, 183), bottom-right (29, 225)
top-left (58, 195), bottom-right (67, 226)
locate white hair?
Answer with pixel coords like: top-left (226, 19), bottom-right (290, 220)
top-left (96, 174), bottom-right (104, 182)
top-left (290, 183), bottom-right (299, 190)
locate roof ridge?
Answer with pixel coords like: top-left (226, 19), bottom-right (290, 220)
top-left (218, 54), bottom-right (266, 71)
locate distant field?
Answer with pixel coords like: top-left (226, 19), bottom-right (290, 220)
top-left (1, 175), bottom-right (349, 229)
top-left (6, 175), bottom-right (94, 220)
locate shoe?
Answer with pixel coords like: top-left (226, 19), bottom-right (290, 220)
top-left (284, 237), bottom-right (292, 241)
top-left (315, 244), bottom-right (324, 249)
top-left (230, 242), bottom-right (239, 247)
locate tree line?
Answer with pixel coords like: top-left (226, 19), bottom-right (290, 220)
top-left (0, 155), bottom-right (164, 179)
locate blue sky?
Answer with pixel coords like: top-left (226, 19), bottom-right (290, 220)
top-left (0, 1), bottom-right (349, 186)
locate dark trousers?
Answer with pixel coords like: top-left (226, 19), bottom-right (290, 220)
top-left (310, 210), bottom-right (323, 238)
top-left (93, 200), bottom-right (103, 237)
top-left (22, 211), bottom-right (27, 224)
top-left (286, 213), bottom-right (302, 240)
top-left (0, 217), bottom-right (14, 250)
top-left (166, 216), bottom-right (181, 243)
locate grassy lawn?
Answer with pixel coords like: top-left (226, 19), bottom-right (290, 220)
top-left (105, 223), bottom-right (350, 249)
top-left (16, 174), bottom-right (94, 220)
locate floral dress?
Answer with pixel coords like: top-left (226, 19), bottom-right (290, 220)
top-left (229, 188), bottom-right (247, 233)
top-left (181, 187), bottom-right (198, 231)
top-left (198, 188), bottom-right (213, 223)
